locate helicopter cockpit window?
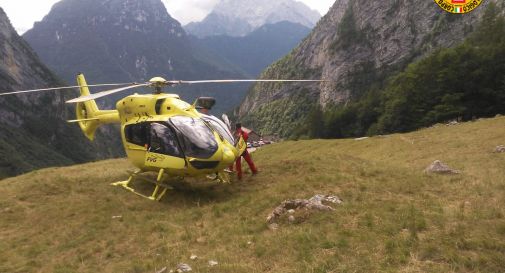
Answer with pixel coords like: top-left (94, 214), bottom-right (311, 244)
top-left (201, 115), bottom-right (234, 144)
top-left (149, 123), bottom-right (183, 158)
top-left (125, 123), bottom-right (149, 146)
top-left (170, 116), bottom-right (218, 159)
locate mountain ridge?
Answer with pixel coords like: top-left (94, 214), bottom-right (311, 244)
top-left (22, 0), bottom-right (247, 114)
top-left (191, 21), bottom-right (311, 77)
top-left (184, 0), bottom-right (320, 37)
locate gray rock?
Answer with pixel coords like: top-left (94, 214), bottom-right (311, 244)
top-left (268, 223), bottom-right (279, 230)
top-left (267, 194), bottom-right (342, 224)
top-left (495, 145), bottom-right (505, 153)
top-left (424, 160), bottom-right (460, 174)
top-left (176, 263), bottom-right (192, 273)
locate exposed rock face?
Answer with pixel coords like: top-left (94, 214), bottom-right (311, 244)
top-left (23, 0), bottom-right (245, 113)
top-left (24, 0), bottom-right (229, 83)
top-left (0, 8), bottom-right (122, 178)
top-left (237, 0), bottom-right (504, 137)
top-left (185, 0), bottom-right (320, 37)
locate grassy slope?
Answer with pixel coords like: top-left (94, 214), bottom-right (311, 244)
top-left (1, 117), bottom-right (505, 273)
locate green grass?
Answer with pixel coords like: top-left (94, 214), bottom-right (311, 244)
top-left (1, 117), bottom-right (505, 272)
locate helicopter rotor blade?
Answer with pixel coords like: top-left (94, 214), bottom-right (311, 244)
top-left (172, 79), bottom-right (326, 85)
top-left (66, 83), bottom-right (149, 103)
top-left (0, 82), bottom-right (137, 97)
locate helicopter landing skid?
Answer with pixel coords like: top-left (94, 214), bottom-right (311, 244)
top-left (206, 171), bottom-right (231, 183)
top-left (112, 169), bottom-right (174, 201)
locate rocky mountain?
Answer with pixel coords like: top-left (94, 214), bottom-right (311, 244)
top-left (237, 0), bottom-right (505, 137)
top-left (23, 0), bottom-right (246, 114)
top-left (191, 21), bottom-right (311, 77)
top-left (0, 7), bottom-right (122, 178)
top-left (185, 0), bottom-right (320, 37)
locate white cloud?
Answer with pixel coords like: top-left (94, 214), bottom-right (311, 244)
top-left (0, 0), bottom-right (335, 33)
top-left (0, 0), bottom-right (60, 34)
top-left (162, 0), bottom-right (220, 24)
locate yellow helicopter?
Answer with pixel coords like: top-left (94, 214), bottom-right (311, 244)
top-left (1, 74), bottom-right (323, 201)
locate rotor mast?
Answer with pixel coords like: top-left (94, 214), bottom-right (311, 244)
top-left (149, 77), bottom-right (169, 94)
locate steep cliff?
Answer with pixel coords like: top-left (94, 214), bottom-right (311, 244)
top-left (237, 0), bottom-right (504, 137)
top-left (0, 8), bottom-right (122, 178)
top-left (23, 0), bottom-right (245, 114)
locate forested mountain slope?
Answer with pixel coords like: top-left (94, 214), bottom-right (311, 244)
top-left (237, 0), bottom-right (505, 138)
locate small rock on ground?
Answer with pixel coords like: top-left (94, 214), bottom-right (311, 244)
top-left (424, 160), bottom-right (460, 174)
top-left (176, 263), bottom-right (192, 272)
top-left (208, 260), bottom-right (218, 267)
top-left (494, 145), bottom-right (505, 153)
top-left (267, 194), bottom-right (342, 224)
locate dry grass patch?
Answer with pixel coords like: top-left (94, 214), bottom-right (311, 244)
top-left (1, 117), bottom-right (505, 272)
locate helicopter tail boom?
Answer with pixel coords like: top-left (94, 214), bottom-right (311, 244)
top-left (75, 74), bottom-right (119, 140)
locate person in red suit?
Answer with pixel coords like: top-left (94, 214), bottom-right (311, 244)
top-left (234, 123), bottom-right (258, 180)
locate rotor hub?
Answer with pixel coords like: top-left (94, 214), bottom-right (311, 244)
top-left (149, 77), bottom-right (168, 94)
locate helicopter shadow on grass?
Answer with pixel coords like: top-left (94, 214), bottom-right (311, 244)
top-left (124, 172), bottom-right (258, 207)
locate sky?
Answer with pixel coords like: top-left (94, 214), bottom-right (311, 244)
top-left (0, 0), bottom-right (334, 34)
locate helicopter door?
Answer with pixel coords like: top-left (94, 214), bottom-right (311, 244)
top-left (145, 123), bottom-right (186, 169)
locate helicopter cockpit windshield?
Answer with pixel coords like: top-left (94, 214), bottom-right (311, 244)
top-left (149, 123), bottom-right (183, 158)
top-left (170, 116), bottom-right (218, 159)
top-left (201, 115), bottom-right (234, 145)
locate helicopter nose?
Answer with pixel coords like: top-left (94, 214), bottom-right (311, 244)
top-left (222, 146), bottom-right (236, 166)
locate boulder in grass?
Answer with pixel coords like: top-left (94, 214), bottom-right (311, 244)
top-left (176, 264), bottom-right (192, 272)
top-left (266, 194), bottom-right (342, 224)
top-left (424, 160), bottom-right (460, 174)
top-left (494, 145), bottom-right (505, 153)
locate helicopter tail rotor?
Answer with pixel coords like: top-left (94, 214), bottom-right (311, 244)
top-left (72, 74), bottom-right (120, 140)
